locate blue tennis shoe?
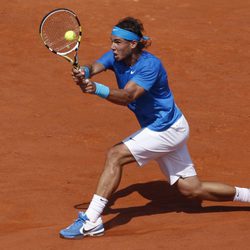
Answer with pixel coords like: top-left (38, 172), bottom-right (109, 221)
top-left (60, 212), bottom-right (104, 239)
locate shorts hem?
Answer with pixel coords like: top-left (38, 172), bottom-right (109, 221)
top-left (169, 173), bottom-right (197, 185)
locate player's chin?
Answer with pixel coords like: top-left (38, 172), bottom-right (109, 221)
top-left (113, 53), bottom-right (122, 61)
top-left (113, 54), bottom-right (120, 61)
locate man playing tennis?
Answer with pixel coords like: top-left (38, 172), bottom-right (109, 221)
top-left (60, 17), bottom-right (250, 239)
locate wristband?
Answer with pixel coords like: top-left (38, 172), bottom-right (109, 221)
top-left (94, 82), bottom-right (110, 99)
top-left (80, 66), bottom-right (90, 78)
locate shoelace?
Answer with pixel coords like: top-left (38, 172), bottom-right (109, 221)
top-left (67, 213), bottom-right (87, 229)
top-left (78, 212), bottom-right (88, 221)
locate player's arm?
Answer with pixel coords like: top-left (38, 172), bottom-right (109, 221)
top-left (76, 77), bottom-right (145, 105)
top-left (106, 81), bottom-right (145, 105)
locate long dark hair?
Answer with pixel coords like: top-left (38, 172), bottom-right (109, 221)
top-left (115, 17), bottom-right (151, 50)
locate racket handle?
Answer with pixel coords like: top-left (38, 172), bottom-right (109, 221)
top-left (73, 52), bottom-right (79, 68)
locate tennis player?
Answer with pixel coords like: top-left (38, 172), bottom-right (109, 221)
top-left (60, 17), bottom-right (250, 239)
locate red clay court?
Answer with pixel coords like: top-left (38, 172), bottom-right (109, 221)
top-left (1, 0), bottom-right (250, 249)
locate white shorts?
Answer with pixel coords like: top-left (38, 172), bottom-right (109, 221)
top-left (123, 115), bottom-right (197, 185)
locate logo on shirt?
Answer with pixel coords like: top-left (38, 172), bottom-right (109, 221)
top-left (130, 70), bottom-right (136, 74)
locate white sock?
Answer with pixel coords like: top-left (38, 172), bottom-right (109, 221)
top-left (85, 194), bottom-right (108, 222)
top-left (233, 187), bottom-right (250, 202)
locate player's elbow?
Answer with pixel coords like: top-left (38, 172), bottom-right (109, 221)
top-left (122, 92), bottom-right (135, 105)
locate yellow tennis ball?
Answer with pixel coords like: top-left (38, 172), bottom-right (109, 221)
top-left (64, 30), bottom-right (76, 41)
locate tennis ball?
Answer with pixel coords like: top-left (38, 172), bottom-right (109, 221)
top-left (64, 30), bottom-right (76, 41)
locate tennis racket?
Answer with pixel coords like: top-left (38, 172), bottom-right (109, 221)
top-left (39, 8), bottom-right (82, 68)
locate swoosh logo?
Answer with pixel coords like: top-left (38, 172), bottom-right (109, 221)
top-left (130, 70), bottom-right (136, 74)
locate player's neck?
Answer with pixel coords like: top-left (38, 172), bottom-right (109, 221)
top-left (124, 51), bottom-right (142, 66)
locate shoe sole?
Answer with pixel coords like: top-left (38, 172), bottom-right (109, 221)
top-left (60, 229), bottom-right (104, 240)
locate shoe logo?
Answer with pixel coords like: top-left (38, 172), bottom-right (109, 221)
top-left (130, 70), bottom-right (136, 74)
top-left (80, 224), bottom-right (85, 234)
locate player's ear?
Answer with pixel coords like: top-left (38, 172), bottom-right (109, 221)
top-left (130, 40), bottom-right (138, 49)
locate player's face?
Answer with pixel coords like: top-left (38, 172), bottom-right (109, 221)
top-left (110, 36), bottom-right (135, 62)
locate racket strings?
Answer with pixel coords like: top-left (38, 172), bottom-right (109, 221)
top-left (41, 11), bottom-right (80, 53)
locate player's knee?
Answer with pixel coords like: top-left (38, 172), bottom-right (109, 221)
top-left (177, 178), bottom-right (203, 199)
top-left (106, 145), bottom-right (124, 166)
top-left (181, 189), bottom-right (202, 200)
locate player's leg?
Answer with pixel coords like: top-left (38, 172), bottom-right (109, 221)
top-left (87, 124), bottom-right (169, 219)
top-left (176, 176), bottom-right (236, 201)
top-left (84, 142), bottom-right (136, 221)
top-left (157, 133), bottom-right (250, 203)
top-left (95, 142), bottom-right (136, 199)
top-left (60, 142), bottom-right (136, 239)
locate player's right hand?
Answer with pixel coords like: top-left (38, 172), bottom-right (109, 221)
top-left (72, 67), bottom-right (85, 85)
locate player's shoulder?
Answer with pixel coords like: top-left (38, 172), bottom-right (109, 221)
top-left (139, 51), bottom-right (162, 68)
top-left (142, 51), bottom-right (161, 62)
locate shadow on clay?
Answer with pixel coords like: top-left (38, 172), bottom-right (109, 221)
top-left (74, 180), bottom-right (250, 231)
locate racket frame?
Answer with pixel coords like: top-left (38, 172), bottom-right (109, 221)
top-left (39, 8), bottom-right (82, 67)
